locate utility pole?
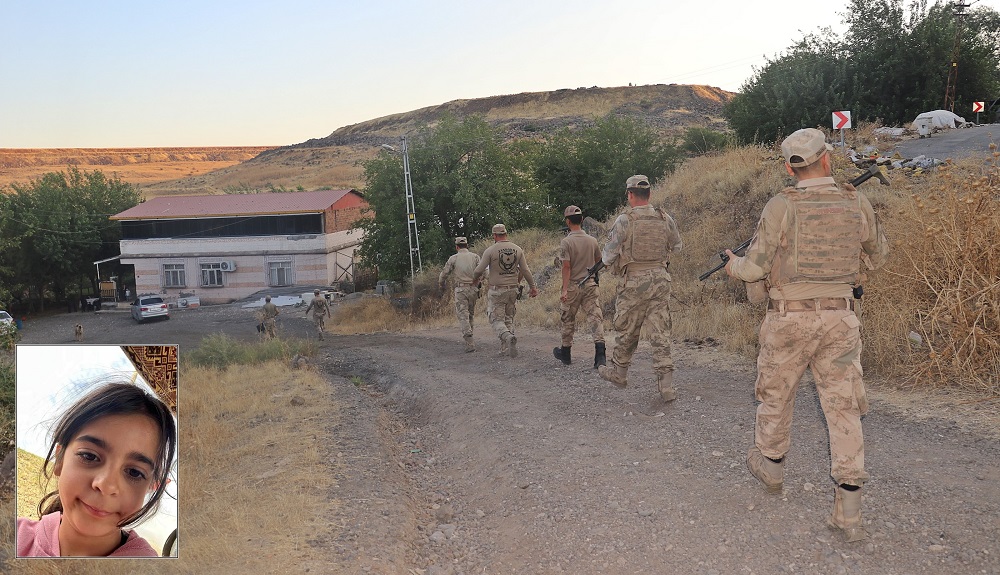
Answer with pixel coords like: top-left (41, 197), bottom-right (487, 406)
top-left (943, 1), bottom-right (974, 112)
top-left (400, 136), bottom-right (423, 280)
top-left (382, 138), bottom-right (423, 282)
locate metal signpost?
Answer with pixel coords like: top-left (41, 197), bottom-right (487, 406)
top-left (833, 111), bottom-right (852, 154)
top-left (973, 101), bottom-right (984, 124)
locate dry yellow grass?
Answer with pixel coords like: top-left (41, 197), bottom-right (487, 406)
top-left (14, 449), bottom-right (49, 522)
top-left (1, 360), bottom-right (338, 571)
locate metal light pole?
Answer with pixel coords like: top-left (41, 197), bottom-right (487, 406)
top-left (382, 137), bottom-right (423, 282)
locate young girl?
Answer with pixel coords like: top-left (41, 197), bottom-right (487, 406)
top-left (17, 382), bottom-right (177, 557)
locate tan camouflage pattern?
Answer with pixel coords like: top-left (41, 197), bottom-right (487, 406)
top-left (772, 183), bottom-right (863, 286)
top-left (729, 177), bottom-right (889, 301)
top-left (755, 309), bottom-right (869, 485)
top-left (560, 283), bottom-right (604, 347)
top-left (608, 268), bottom-right (674, 375)
top-left (261, 301), bottom-right (279, 338)
top-left (602, 205), bottom-right (682, 276)
top-left (305, 295), bottom-right (331, 338)
top-left (453, 286), bottom-right (478, 338)
top-left (486, 287), bottom-right (519, 341)
top-left (439, 249), bottom-right (481, 286)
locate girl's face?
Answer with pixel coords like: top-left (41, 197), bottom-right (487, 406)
top-left (53, 413), bottom-right (160, 552)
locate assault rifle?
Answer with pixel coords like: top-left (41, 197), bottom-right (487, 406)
top-left (578, 260), bottom-right (605, 287)
top-left (698, 164), bottom-right (890, 282)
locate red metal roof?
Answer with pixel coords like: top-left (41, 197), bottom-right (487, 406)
top-left (111, 189), bottom-right (360, 220)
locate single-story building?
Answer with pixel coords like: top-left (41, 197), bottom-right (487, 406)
top-left (110, 189), bottom-right (367, 305)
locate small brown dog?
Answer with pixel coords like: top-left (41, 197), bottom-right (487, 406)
top-left (74, 324), bottom-right (84, 342)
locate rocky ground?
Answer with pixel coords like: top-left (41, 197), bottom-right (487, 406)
top-left (14, 303), bottom-right (1000, 574)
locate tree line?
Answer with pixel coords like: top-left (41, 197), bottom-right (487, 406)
top-left (724, 0), bottom-right (1000, 144)
top-left (0, 167), bottom-right (141, 312)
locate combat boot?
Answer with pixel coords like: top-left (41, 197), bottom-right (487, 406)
top-left (828, 486), bottom-right (868, 542)
top-left (656, 372), bottom-right (677, 402)
top-left (746, 446), bottom-right (783, 493)
top-left (598, 363), bottom-right (628, 388)
top-left (464, 335), bottom-right (476, 353)
top-left (504, 332), bottom-right (518, 358)
top-left (593, 342), bottom-right (606, 369)
top-left (553, 346), bottom-right (571, 365)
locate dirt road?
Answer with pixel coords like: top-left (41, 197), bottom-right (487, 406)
top-left (17, 305), bottom-right (1000, 574)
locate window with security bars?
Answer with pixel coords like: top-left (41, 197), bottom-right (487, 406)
top-left (268, 260), bottom-right (292, 286)
top-left (201, 263), bottom-right (224, 287)
top-left (163, 264), bottom-right (186, 288)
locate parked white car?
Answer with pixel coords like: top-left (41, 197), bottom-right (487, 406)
top-left (0, 310), bottom-right (13, 327)
top-left (130, 296), bottom-right (170, 323)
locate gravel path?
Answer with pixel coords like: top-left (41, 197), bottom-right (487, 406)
top-left (16, 306), bottom-right (1000, 574)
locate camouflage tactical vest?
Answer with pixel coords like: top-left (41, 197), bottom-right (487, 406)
top-left (770, 183), bottom-right (863, 287)
top-left (616, 206), bottom-right (672, 273)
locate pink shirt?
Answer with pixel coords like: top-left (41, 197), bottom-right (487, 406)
top-left (17, 512), bottom-right (159, 557)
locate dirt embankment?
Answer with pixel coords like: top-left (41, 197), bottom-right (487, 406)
top-left (12, 306), bottom-right (1000, 574)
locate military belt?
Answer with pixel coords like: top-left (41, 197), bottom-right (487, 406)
top-left (490, 284), bottom-right (520, 290)
top-left (768, 298), bottom-right (854, 312)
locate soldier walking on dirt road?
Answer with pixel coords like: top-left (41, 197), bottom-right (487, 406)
top-left (553, 205), bottom-right (605, 368)
top-left (597, 175), bottom-right (682, 402)
top-left (724, 128), bottom-right (889, 542)
top-left (261, 295), bottom-right (280, 339)
top-left (304, 289), bottom-right (332, 341)
top-left (472, 224), bottom-right (538, 358)
top-left (439, 236), bottom-right (482, 352)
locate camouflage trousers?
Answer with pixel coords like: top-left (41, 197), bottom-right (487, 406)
top-left (453, 286), bottom-right (478, 338)
top-left (609, 268), bottom-right (673, 375)
top-left (486, 286), bottom-right (519, 341)
top-left (560, 282), bottom-right (604, 347)
top-left (311, 314), bottom-right (326, 337)
top-left (755, 307), bottom-right (869, 486)
top-left (263, 317), bottom-right (277, 338)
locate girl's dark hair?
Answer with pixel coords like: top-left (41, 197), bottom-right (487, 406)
top-left (37, 382), bottom-right (177, 528)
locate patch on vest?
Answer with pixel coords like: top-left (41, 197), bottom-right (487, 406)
top-left (498, 248), bottom-right (518, 275)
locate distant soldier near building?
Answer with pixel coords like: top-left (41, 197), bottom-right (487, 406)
top-left (261, 295), bottom-right (280, 339)
top-left (597, 175), bottom-right (683, 402)
top-left (304, 289), bottom-right (331, 341)
top-left (439, 236), bottom-right (482, 352)
top-left (553, 205), bottom-right (605, 368)
top-left (725, 128), bottom-right (889, 542)
top-left (472, 224), bottom-right (538, 357)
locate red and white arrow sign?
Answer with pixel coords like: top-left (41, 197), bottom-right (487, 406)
top-left (973, 101), bottom-right (984, 113)
top-left (832, 111), bottom-right (852, 130)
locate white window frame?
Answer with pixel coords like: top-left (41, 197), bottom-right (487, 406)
top-left (163, 263), bottom-right (186, 288)
top-left (201, 262), bottom-right (224, 287)
top-left (268, 259), bottom-right (293, 287)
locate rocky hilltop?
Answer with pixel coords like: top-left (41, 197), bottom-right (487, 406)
top-left (4, 84), bottom-right (734, 196)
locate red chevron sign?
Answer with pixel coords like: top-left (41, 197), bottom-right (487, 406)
top-left (832, 111), bottom-right (852, 130)
top-left (973, 101), bottom-right (984, 113)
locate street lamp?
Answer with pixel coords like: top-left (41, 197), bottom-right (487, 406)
top-left (381, 137), bottom-right (423, 282)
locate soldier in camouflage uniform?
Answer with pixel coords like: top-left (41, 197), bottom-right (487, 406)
top-left (597, 175), bottom-right (683, 402)
top-left (472, 224), bottom-right (538, 358)
top-left (261, 295), bottom-right (280, 339)
top-left (303, 289), bottom-right (331, 341)
top-left (725, 128), bottom-right (889, 542)
top-left (439, 236), bottom-right (482, 352)
top-left (553, 205), bottom-right (605, 368)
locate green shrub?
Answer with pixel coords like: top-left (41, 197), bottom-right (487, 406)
top-left (680, 127), bottom-right (733, 156)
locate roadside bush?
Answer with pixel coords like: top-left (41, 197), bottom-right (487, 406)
top-left (680, 127), bottom-right (733, 156)
top-left (866, 155), bottom-right (1000, 394)
top-left (0, 356), bottom-right (13, 453)
top-left (0, 323), bottom-right (18, 351)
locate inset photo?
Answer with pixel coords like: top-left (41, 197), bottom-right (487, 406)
top-left (15, 345), bottom-right (178, 558)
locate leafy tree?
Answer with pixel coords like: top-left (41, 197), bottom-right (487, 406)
top-left (725, 0), bottom-right (1000, 144)
top-left (0, 167), bottom-right (141, 310)
top-left (532, 115), bottom-right (680, 220)
top-left (355, 115), bottom-right (547, 281)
